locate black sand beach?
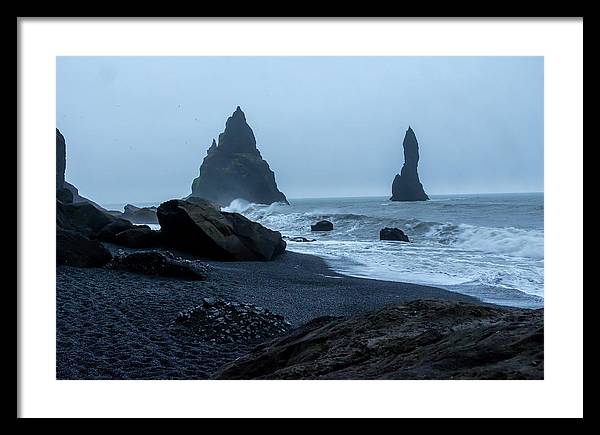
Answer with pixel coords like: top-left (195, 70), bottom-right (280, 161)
top-left (56, 247), bottom-right (479, 380)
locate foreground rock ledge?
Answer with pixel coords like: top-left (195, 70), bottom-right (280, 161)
top-left (214, 299), bottom-right (543, 380)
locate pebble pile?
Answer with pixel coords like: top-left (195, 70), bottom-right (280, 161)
top-left (174, 297), bottom-right (291, 344)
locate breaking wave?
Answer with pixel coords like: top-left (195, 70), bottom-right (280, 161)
top-left (222, 199), bottom-right (543, 260)
top-left (220, 194), bottom-right (544, 307)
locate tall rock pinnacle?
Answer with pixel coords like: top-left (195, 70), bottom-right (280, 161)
top-left (390, 126), bottom-right (429, 201)
top-left (190, 107), bottom-right (289, 206)
top-left (56, 128), bottom-right (66, 190)
top-left (56, 128), bottom-right (107, 210)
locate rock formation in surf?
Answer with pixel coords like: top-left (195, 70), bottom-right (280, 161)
top-left (390, 126), bottom-right (429, 201)
top-left (380, 227), bottom-right (410, 242)
top-left (190, 106), bottom-right (288, 206)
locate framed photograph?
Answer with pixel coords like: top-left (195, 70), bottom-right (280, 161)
top-left (17, 18), bottom-right (583, 418)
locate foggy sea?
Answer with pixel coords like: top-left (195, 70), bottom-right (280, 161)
top-left (103, 193), bottom-right (544, 308)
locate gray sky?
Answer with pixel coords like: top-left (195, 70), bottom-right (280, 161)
top-left (57, 56), bottom-right (543, 204)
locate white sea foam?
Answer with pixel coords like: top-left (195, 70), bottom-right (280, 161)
top-left (217, 195), bottom-right (545, 307)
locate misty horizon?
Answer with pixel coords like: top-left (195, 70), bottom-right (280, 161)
top-left (57, 56), bottom-right (544, 204)
top-left (100, 191), bottom-right (544, 210)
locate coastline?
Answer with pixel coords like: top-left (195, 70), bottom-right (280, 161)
top-left (57, 247), bottom-right (487, 380)
top-left (199, 250), bottom-right (483, 326)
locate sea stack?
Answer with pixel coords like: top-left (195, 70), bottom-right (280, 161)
top-left (190, 106), bottom-right (289, 206)
top-left (390, 126), bottom-right (429, 201)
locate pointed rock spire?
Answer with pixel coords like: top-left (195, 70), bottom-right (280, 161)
top-left (190, 107), bottom-right (288, 206)
top-left (217, 106), bottom-right (258, 154)
top-left (390, 126), bottom-right (429, 201)
top-left (207, 138), bottom-right (217, 154)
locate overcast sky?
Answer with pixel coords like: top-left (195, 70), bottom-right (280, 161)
top-left (57, 56), bottom-right (543, 205)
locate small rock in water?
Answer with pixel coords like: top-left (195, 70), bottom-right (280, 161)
top-left (379, 227), bottom-right (410, 242)
top-left (311, 220), bottom-right (333, 232)
top-left (284, 236), bottom-right (317, 242)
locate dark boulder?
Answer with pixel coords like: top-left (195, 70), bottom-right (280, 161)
top-left (56, 200), bottom-right (162, 249)
top-left (157, 198), bottom-right (285, 261)
top-left (380, 227), bottom-right (410, 242)
top-left (214, 300), bottom-right (544, 380)
top-left (311, 220), bottom-right (333, 232)
top-left (95, 218), bottom-right (136, 243)
top-left (57, 200), bottom-right (114, 237)
top-left (109, 251), bottom-right (208, 280)
top-left (190, 106), bottom-right (288, 206)
top-left (222, 211), bottom-right (286, 258)
top-left (57, 229), bottom-right (112, 268)
top-left (390, 126), bottom-right (429, 201)
top-left (113, 226), bottom-right (162, 248)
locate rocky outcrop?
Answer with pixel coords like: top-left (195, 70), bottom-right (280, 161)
top-left (113, 227), bottom-right (162, 248)
top-left (120, 204), bottom-right (159, 224)
top-left (391, 127), bottom-right (429, 201)
top-left (157, 199), bottom-right (286, 261)
top-left (94, 218), bottom-right (136, 243)
top-left (311, 220), bottom-right (333, 232)
top-left (57, 200), bottom-right (115, 238)
top-left (109, 251), bottom-right (209, 280)
top-left (57, 200), bottom-right (163, 250)
top-left (190, 107), bottom-right (288, 206)
top-left (63, 181), bottom-right (107, 211)
top-left (57, 229), bottom-right (112, 268)
top-left (56, 187), bottom-right (73, 204)
top-left (380, 227), bottom-right (410, 242)
top-left (56, 129), bottom-right (107, 210)
top-left (56, 129), bottom-right (66, 190)
top-left (214, 299), bottom-right (544, 380)
top-left (56, 129), bottom-right (76, 204)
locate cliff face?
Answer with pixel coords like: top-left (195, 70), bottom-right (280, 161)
top-left (56, 129), bottom-right (107, 210)
top-left (190, 107), bottom-right (288, 206)
top-left (390, 126), bottom-right (429, 201)
top-left (56, 129), bottom-right (66, 190)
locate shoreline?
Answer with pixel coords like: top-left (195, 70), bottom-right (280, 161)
top-left (110, 244), bottom-right (487, 325)
top-left (199, 250), bottom-right (486, 326)
top-left (57, 247), bottom-right (492, 380)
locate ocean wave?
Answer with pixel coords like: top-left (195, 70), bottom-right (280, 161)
top-left (221, 198), bottom-right (288, 214)
top-left (286, 238), bottom-right (544, 304)
top-left (425, 223), bottom-right (544, 259)
top-left (221, 199), bottom-right (544, 260)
